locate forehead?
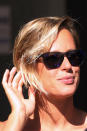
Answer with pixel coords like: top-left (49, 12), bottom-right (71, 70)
top-left (50, 29), bottom-right (76, 52)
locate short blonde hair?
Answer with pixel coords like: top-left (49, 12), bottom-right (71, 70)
top-left (13, 16), bottom-right (80, 93)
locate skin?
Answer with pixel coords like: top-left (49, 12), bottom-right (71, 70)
top-left (37, 28), bottom-right (80, 100)
top-left (1, 68), bottom-right (36, 131)
top-left (37, 29), bottom-right (87, 131)
top-left (0, 28), bottom-right (87, 131)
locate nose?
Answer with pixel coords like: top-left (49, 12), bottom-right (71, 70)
top-left (60, 56), bottom-right (72, 70)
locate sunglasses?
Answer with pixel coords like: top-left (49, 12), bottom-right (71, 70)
top-left (37, 49), bottom-right (85, 69)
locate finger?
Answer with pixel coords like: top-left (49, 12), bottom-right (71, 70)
top-left (2, 69), bottom-right (10, 87)
top-left (12, 71), bottom-right (22, 89)
top-left (2, 69), bottom-right (16, 105)
top-left (18, 78), bottom-right (24, 94)
top-left (23, 87), bottom-right (36, 117)
top-left (8, 67), bottom-right (17, 84)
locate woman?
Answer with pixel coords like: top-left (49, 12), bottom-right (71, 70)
top-left (0, 16), bottom-right (87, 131)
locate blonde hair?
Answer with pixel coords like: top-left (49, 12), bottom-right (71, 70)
top-left (13, 16), bottom-right (80, 97)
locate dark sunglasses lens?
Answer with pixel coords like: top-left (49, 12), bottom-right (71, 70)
top-left (67, 50), bottom-right (84, 66)
top-left (43, 53), bottom-right (63, 69)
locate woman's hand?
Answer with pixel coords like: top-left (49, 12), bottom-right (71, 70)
top-left (1, 67), bottom-right (36, 131)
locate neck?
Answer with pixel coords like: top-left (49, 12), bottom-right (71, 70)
top-left (39, 95), bottom-right (77, 128)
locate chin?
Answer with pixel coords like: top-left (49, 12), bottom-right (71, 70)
top-left (49, 84), bottom-right (78, 99)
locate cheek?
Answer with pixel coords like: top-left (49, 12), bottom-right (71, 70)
top-left (71, 66), bottom-right (80, 89)
top-left (37, 62), bottom-right (55, 87)
top-left (74, 67), bottom-right (80, 78)
top-left (37, 62), bottom-right (49, 87)
top-left (37, 63), bottom-right (57, 79)
top-left (75, 67), bottom-right (80, 84)
top-left (37, 62), bottom-right (44, 75)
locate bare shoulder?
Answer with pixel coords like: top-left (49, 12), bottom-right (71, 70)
top-left (73, 108), bottom-right (87, 130)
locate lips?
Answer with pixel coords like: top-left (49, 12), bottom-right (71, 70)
top-left (58, 76), bottom-right (75, 84)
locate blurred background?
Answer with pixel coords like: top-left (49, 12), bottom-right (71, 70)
top-left (0, 0), bottom-right (87, 121)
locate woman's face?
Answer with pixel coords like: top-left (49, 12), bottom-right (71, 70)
top-left (37, 29), bottom-right (80, 99)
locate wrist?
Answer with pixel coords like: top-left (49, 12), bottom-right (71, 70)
top-left (3, 110), bottom-right (27, 131)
